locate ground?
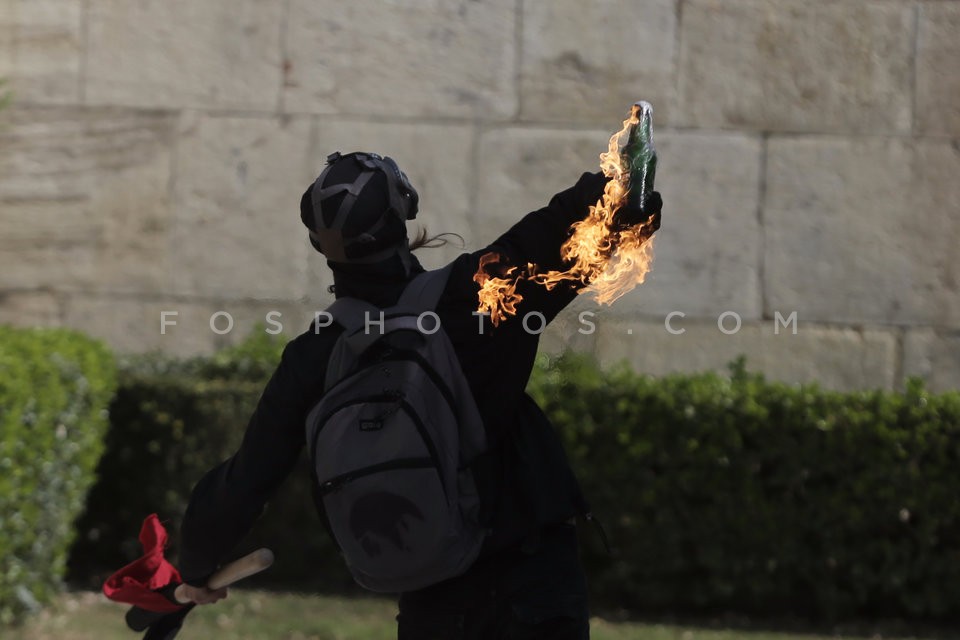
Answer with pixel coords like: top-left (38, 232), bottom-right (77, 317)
top-left (3, 591), bottom-right (949, 640)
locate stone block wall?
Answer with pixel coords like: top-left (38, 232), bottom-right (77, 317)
top-left (1, 0), bottom-right (957, 390)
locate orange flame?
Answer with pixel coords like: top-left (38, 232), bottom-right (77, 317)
top-left (472, 252), bottom-right (522, 327)
top-left (474, 105), bottom-right (658, 322)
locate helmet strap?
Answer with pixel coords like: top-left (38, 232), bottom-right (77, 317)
top-left (308, 152), bottom-right (418, 273)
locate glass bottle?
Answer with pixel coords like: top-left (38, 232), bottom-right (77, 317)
top-left (622, 101), bottom-right (657, 212)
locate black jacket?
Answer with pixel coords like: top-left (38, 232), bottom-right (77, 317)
top-left (179, 171), bottom-right (610, 586)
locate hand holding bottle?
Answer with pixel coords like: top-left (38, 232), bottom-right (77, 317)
top-left (614, 190), bottom-right (662, 231)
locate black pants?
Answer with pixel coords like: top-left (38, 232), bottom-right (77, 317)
top-left (397, 523), bottom-right (589, 639)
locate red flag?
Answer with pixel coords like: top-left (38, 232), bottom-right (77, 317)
top-left (102, 514), bottom-right (185, 613)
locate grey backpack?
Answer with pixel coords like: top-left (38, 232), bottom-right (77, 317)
top-left (305, 266), bottom-right (488, 593)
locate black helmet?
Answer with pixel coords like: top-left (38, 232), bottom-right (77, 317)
top-left (300, 151), bottom-right (419, 266)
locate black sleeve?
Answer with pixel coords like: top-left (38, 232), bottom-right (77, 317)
top-left (177, 340), bottom-right (312, 586)
top-left (487, 171), bottom-right (607, 272)
top-left (471, 171), bottom-right (610, 323)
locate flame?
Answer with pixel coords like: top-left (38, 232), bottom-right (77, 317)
top-left (472, 252), bottom-right (523, 327)
top-left (474, 105), bottom-right (658, 322)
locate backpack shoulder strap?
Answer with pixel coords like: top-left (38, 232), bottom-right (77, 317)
top-left (323, 297), bottom-right (382, 389)
top-left (326, 262), bottom-right (453, 330)
top-left (327, 297), bottom-right (382, 335)
top-left (327, 297), bottom-right (381, 335)
top-left (324, 263), bottom-right (454, 357)
top-left (396, 263), bottom-right (455, 313)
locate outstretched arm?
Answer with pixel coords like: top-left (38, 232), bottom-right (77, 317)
top-left (473, 171), bottom-right (662, 324)
top-left (485, 172), bottom-right (608, 275)
top-left (177, 341), bottom-right (312, 586)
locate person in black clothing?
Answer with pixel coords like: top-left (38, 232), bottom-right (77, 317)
top-left (176, 151), bottom-right (662, 639)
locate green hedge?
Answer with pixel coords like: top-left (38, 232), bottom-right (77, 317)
top-left (68, 331), bottom-right (360, 596)
top-left (69, 334), bottom-right (960, 620)
top-left (0, 326), bottom-right (116, 624)
top-left (530, 355), bottom-right (960, 620)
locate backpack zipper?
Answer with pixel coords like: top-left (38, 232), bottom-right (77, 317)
top-left (318, 456), bottom-right (435, 496)
top-left (385, 350), bottom-right (459, 420)
top-left (310, 397), bottom-right (446, 498)
top-left (398, 401), bottom-right (444, 497)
